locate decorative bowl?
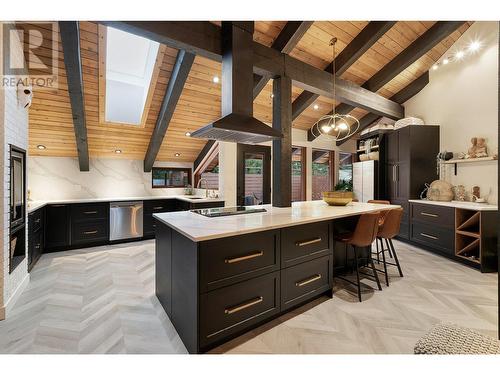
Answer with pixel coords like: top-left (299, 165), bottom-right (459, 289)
top-left (322, 191), bottom-right (353, 206)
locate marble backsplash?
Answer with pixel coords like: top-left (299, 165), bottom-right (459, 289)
top-left (28, 157), bottom-right (210, 201)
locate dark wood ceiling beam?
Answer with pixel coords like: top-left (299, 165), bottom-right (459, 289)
top-left (336, 71), bottom-right (430, 146)
top-left (59, 21), bottom-right (89, 172)
top-left (291, 21), bottom-right (395, 120)
top-left (253, 21), bottom-right (313, 99)
top-left (308, 21), bottom-right (465, 141)
top-left (100, 21), bottom-right (403, 119)
top-left (144, 49), bottom-right (195, 172)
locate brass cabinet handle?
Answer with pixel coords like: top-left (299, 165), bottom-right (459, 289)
top-left (84, 210), bottom-right (98, 214)
top-left (420, 212), bottom-right (438, 218)
top-left (34, 218), bottom-right (41, 223)
top-left (224, 296), bottom-right (263, 315)
top-left (225, 251), bottom-right (264, 264)
top-left (84, 230), bottom-right (98, 235)
top-left (295, 274), bottom-right (322, 287)
top-left (296, 237), bottom-right (322, 247)
top-left (420, 232), bottom-right (438, 240)
top-left (35, 244), bottom-right (41, 249)
top-left (153, 206), bottom-right (164, 210)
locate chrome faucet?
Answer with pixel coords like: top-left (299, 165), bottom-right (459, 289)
top-left (197, 178), bottom-right (209, 198)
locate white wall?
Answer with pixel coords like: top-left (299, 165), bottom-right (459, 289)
top-left (28, 157), bottom-right (198, 201)
top-left (217, 128), bottom-right (356, 205)
top-left (0, 23), bottom-right (30, 318)
top-left (405, 21), bottom-right (498, 205)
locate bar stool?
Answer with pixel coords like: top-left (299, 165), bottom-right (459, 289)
top-left (334, 211), bottom-right (382, 302)
top-left (367, 200), bottom-right (393, 262)
top-left (374, 207), bottom-right (404, 286)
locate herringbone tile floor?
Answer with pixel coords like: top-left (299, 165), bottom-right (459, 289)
top-left (0, 239), bottom-right (497, 354)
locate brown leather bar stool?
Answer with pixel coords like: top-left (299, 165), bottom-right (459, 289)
top-left (375, 207), bottom-right (404, 286)
top-left (367, 200), bottom-right (393, 262)
top-left (334, 211), bottom-right (382, 302)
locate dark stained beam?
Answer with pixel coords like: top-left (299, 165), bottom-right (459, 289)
top-left (253, 21), bottom-right (313, 99)
top-left (292, 21), bottom-right (396, 120)
top-left (59, 21), bottom-right (89, 171)
top-left (272, 76), bottom-right (292, 207)
top-left (336, 71), bottom-right (430, 145)
top-left (193, 140), bottom-right (216, 172)
top-left (100, 21), bottom-right (403, 119)
top-left (308, 21), bottom-right (465, 141)
top-left (144, 49), bottom-right (195, 172)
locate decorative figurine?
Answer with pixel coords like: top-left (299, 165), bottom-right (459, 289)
top-left (454, 185), bottom-right (466, 201)
top-left (466, 137), bottom-right (488, 158)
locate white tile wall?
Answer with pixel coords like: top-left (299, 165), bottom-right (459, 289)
top-left (1, 22), bottom-right (30, 315)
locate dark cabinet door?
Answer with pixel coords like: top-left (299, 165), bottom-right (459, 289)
top-left (45, 204), bottom-right (70, 251)
top-left (396, 161), bottom-right (410, 200)
top-left (387, 131), bottom-right (399, 164)
top-left (387, 163), bottom-right (398, 200)
top-left (397, 127), bottom-right (410, 163)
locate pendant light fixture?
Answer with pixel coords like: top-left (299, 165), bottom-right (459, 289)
top-left (309, 38), bottom-right (359, 141)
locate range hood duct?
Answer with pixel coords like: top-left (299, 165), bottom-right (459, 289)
top-left (190, 21), bottom-right (283, 144)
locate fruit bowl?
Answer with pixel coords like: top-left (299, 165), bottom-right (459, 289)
top-left (322, 191), bottom-right (353, 206)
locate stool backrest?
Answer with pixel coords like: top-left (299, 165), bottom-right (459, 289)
top-left (378, 208), bottom-right (404, 239)
top-left (351, 211), bottom-right (381, 247)
top-left (367, 200), bottom-right (391, 205)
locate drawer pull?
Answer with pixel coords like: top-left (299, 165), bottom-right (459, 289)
top-left (224, 296), bottom-right (263, 315)
top-left (420, 212), bottom-right (438, 218)
top-left (295, 274), bottom-right (322, 287)
top-left (34, 218), bottom-right (41, 223)
top-left (83, 230), bottom-right (98, 235)
top-left (420, 232), bottom-right (438, 240)
top-left (153, 206), bottom-right (164, 210)
top-left (296, 237), bottom-right (322, 247)
top-left (35, 244), bottom-right (41, 249)
top-left (84, 210), bottom-right (98, 214)
top-left (225, 251), bottom-right (264, 264)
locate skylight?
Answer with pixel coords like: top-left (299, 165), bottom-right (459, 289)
top-left (104, 27), bottom-right (160, 125)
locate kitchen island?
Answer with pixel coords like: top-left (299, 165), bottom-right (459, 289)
top-left (153, 200), bottom-right (398, 353)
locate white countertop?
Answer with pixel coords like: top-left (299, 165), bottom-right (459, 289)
top-left (27, 195), bottom-right (224, 213)
top-left (409, 199), bottom-right (498, 211)
top-left (153, 200), bottom-right (399, 242)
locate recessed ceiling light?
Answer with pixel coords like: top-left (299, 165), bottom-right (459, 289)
top-left (185, 132), bottom-right (191, 137)
top-left (37, 144), bottom-right (46, 150)
top-left (442, 58), bottom-right (449, 65)
top-left (313, 104), bottom-right (319, 110)
top-left (455, 50), bottom-right (464, 60)
top-left (114, 149), bottom-right (122, 154)
top-left (212, 76), bottom-right (219, 83)
top-left (432, 64), bottom-right (439, 70)
top-left (469, 41), bottom-right (481, 52)
top-left (174, 153), bottom-right (181, 157)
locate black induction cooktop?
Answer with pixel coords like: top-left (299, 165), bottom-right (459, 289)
top-left (191, 206), bottom-right (267, 218)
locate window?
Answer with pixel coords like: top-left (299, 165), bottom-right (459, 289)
top-left (152, 167), bottom-right (191, 188)
top-left (244, 153), bottom-right (264, 202)
top-left (194, 143), bottom-right (219, 190)
top-left (291, 146), bottom-right (306, 202)
top-left (312, 149), bottom-right (334, 200)
top-left (338, 152), bottom-right (354, 184)
top-left (99, 26), bottom-right (161, 126)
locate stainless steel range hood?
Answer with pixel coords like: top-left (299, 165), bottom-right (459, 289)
top-left (190, 21), bottom-right (282, 144)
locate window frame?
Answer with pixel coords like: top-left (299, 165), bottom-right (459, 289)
top-left (151, 167), bottom-right (192, 189)
top-left (291, 145), bottom-right (307, 202)
top-left (311, 148), bottom-right (335, 199)
top-left (98, 25), bottom-right (165, 128)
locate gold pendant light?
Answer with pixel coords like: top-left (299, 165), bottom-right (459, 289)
top-left (309, 37), bottom-right (359, 141)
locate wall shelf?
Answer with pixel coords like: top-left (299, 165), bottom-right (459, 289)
top-left (441, 156), bottom-right (497, 175)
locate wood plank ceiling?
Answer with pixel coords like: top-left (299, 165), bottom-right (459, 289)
top-left (27, 21), bottom-right (473, 163)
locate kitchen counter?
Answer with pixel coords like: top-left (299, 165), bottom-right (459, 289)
top-left (27, 195), bottom-right (224, 213)
top-left (154, 200), bottom-right (399, 242)
top-left (408, 199), bottom-right (498, 211)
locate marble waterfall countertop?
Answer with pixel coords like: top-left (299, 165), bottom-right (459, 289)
top-left (408, 199), bottom-right (498, 211)
top-left (27, 195), bottom-right (224, 213)
top-left (153, 200), bottom-right (400, 242)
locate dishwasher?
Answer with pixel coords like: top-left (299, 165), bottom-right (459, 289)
top-left (109, 201), bottom-right (144, 241)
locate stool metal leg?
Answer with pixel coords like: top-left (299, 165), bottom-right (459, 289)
top-left (380, 240), bottom-right (389, 286)
top-left (368, 254), bottom-right (382, 291)
top-left (388, 238), bottom-right (403, 277)
top-left (375, 239), bottom-right (380, 264)
top-left (353, 245), bottom-right (362, 302)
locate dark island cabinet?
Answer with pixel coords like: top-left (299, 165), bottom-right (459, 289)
top-left (155, 220), bottom-right (334, 353)
top-left (44, 204), bottom-right (70, 252)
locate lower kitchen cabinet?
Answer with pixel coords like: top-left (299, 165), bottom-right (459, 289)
top-left (28, 207), bottom-right (44, 271)
top-left (45, 204), bottom-right (70, 252)
top-left (71, 203), bottom-right (109, 247)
